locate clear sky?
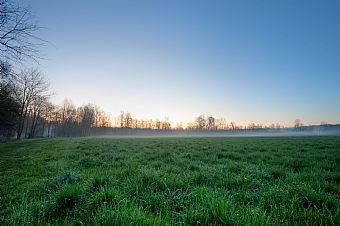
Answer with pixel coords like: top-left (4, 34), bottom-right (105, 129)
top-left (23, 0), bottom-right (340, 126)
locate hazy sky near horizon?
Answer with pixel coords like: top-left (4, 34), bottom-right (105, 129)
top-left (23, 0), bottom-right (340, 126)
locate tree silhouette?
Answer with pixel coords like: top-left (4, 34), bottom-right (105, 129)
top-left (0, 0), bottom-right (44, 63)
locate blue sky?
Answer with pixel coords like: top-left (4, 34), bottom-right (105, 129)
top-left (23, 0), bottom-right (340, 126)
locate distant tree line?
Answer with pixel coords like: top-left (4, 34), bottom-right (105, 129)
top-left (50, 100), bottom-right (112, 137)
top-left (115, 111), bottom-right (171, 130)
top-left (112, 113), bottom-right (286, 131)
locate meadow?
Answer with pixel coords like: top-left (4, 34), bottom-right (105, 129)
top-left (0, 137), bottom-right (339, 225)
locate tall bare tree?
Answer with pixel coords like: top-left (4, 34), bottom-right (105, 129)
top-left (79, 104), bottom-right (95, 136)
top-left (14, 69), bottom-right (49, 139)
top-left (294, 119), bottom-right (303, 131)
top-left (195, 115), bottom-right (206, 130)
top-left (230, 121), bottom-right (237, 130)
top-left (206, 115), bottom-right (216, 130)
top-left (27, 95), bottom-right (48, 138)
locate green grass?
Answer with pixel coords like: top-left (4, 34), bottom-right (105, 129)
top-left (0, 137), bottom-right (339, 225)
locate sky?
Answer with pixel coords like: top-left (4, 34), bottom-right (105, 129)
top-left (22, 0), bottom-right (340, 126)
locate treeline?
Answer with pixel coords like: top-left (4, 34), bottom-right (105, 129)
top-left (0, 69), bottom-right (112, 140)
top-left (2, 70), bottom-right (340, 141)
top-left (113, 112), bottom-right (284, 131)
top-left (113, 113), bottom-right (231, 130)
top-left (115, 111), bottom-right (172, 130)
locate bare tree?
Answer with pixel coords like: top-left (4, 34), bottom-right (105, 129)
top-left (79, 104), bottom-right (95, 136)
top-left (248, 123), bottom-right (256, 130)
top-left (0, 59), bottom-right (12, 79)
top-left (216, 118), bottom-right (227, 130)
top-left (59, 99), bottom-right (77, 137)
top-left (125, 112), bottom-right (132, 128)
top-left (117, 111), bottom-right (125, 128)
top-left (0, 0), bottom-right (44, 63)
top-left (27, 94), bottom-right (47, 138)
top-left (294, 119), bottom-right (302, 130)
top-left (43, 101), bottom-right (54, 137)
top-left (195, 115), bottom-right (206, 130)
top-left (14, 69), bottom-right (50, 139)
top-left (98, 112), bottom-right (111, 127)
top-left (230, 121), bottom-right (237, 130)
top-left (206, 115), bottom-right (216, 130)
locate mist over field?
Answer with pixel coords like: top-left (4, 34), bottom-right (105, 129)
top-left (81, 124), bottom-right (340, 138)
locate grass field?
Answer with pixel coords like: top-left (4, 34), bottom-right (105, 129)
top-left (0, 137), bottom-right (339, 225)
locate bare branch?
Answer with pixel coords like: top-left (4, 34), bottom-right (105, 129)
top-left (0, 0), bottom-right (45, 63)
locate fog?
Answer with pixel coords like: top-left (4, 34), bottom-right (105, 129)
top-left (87, 125), bottom-right (340, 138)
